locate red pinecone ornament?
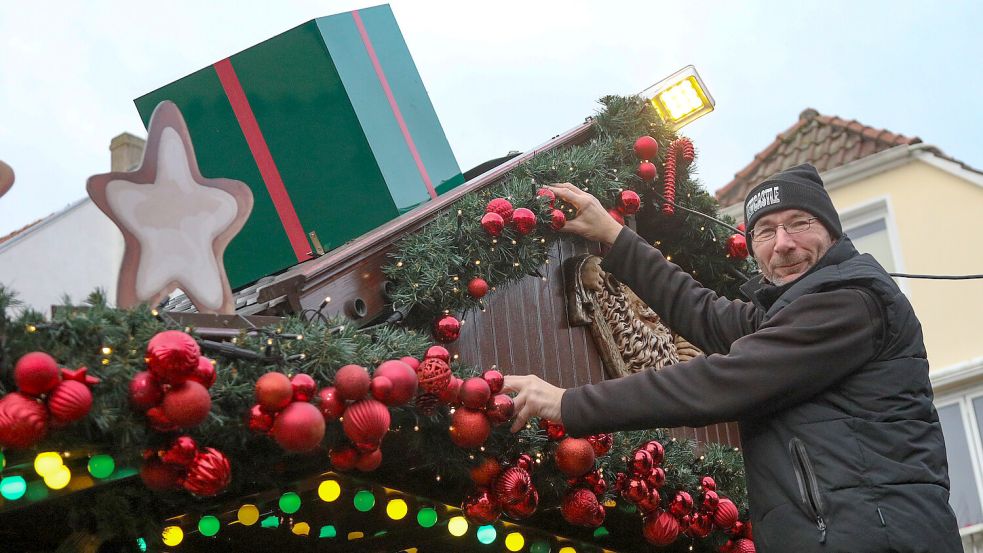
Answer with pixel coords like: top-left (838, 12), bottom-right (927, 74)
top-left (618, 190), bottom-right (641, 216)
top-left (643, 510), bottom-right (681, 546)
top-left (146, 330), bottom-right (200, 384)
top-left (486, 198), bottom-right (514, 223)
top-left (481, 212), bottom-right (505, 237)
top-left (14, 352), bottom-right (61, 396)
top-left (462, 488), bottom-right (502, 524)
top-left (48, 380), bottom-right (93, 424)
top-left (0, 392), bottom-right (48, 449)
top-left (511, 208), bottom-right (537, 235)
top-left (634, 135), bottom-right (660, 161)
top-left (417, 357), bottom-right (451, 394)
top-left (555, 437), bottom-right (596, 477)
top-left (434, 314), bottom-right (461, 343)
top-left (449, 407), bottom-right (491, 448)
top-left (181, 447), bottom-right (231, 497)
top-left (467, 277), bottom-right (489, 298)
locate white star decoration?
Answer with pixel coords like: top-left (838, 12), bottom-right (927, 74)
top-left (87, 101), bottom-right (253, 314)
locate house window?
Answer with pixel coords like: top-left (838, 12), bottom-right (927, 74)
top-left (840, 198), bottom-right (899, 273)
top-left (937, 390), bottom-right (983, 529)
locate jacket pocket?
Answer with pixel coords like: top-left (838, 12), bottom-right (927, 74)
top-left (789, 437), bottom-right (828, 544)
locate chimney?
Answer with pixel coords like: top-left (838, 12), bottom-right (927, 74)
top-left (109, 132), bottom-right (146, 172)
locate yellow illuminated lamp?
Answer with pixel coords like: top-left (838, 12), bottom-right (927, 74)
top-left (34, 452), bottom-right (63, 477)
top-left (386, 498), bottom-right (408, 520)
top-left (505, 531), bottom-right (526, 551)
top-left (44, 465), bottom-right (72, 490)
top-left (292, 522), bottom-right (311, 536)
top-left (641, 65), bottom-right (715, 130)
top-left (447, 516), bottom-right (469, 537)
top-left (237, 504), bottom-right (260, 526)
top-left (162, 526), bottom-right (184, 546)
top-left (318, 479), bottom-right (341, 502)
top-left (558, 547), bottom-right (577, 553)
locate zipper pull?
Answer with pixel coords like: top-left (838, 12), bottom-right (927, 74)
top-left (816, 516), bottom-right (827, 544)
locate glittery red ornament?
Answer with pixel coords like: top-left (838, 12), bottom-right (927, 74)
top-left (145, 406), bottom-right (177, 433)
top-left (14, 352), bottom-right (61, 396)
top-left (342, 398), bottom-right (391, 451)
top-left (399, 356), bottom-right (420, 371)
top-left (637, 161), bottom-right (657, 182)
top-left (47, 380), bottom-right (93, 424)
top-left (646, 467), bottom-right (667, 489)
top-left (624, 477), bottom-right (649, 503)
top-left (129, 371), bottom-right (164, 410)
top-left (161, 381), bottom-right (212, 428)
top-left (481, 212), bottom-right (505, 237)
top-left (161, 436), bottom-right (198, 466)
top-left (373, 359), bottom-right (418, 406)
top-left (415, 392), bottom-right (440, 416)
top-left (555, 437), bottom-right (595, 477)
top-left (618, 190), bottom-right (641, 216)
top-left (727, 233), bottom-right (749, 259)
top-left (536, 187), bottom-right (556, 207)
top-left (459, 377), bottom-right (491, 409)
top-left (247, 404), bottom-right (275, 433)
top-left (272, 402), bottom-right (326, 452)
top-left (702, 490), bottom-right (720, 512)
top-left (424, 345), bottom-right (450, 362)
top-left (449, 407), bottom-right (491, 448)
top-left (317, 386), bottom-right (346, 420)
top-left (644, 440), bottom-right (666, 465)
top-left (0, 392), bottom-right (48, 449)
top-left (334, 364), bottom-right (371, 402)
top-left (468, 277), bottom-right (489, 298)
top-left (511, 208), bottom-right (537, 235)
top-left (503, 488), bottom-right (539, 520)
top-left (539, 418), bottom-right (566, 440)
top-left (608, 207), bottom-right (625, 225)
top-left (181, 447), bottom-right (231, 497)
top-left (495, 466), bottom-right (532, 505)
top-left (733, 538), bottom-right (756, 553)
top-left (470, 457), bottom-right (502, 487)
top-left (434, 314), bottom-right (461, 343)
top-left (437, 377), bottom-right (462, 405)
top-left (485, 394), bottom-right (514, 425)
top-left (486, 198), bottom-right (514, 223)
top-left (561, 488), bottom-right (602, 527)
top-left (634, 136), bottom-right (660, 161)
top-left (632, 449), bottom-right (654, 475)
top-left (462, 488), bottom-right (502, 524)
top-left (140, 458), bottom-right (182, 491)
top-left (355, 448), bottom-right (382, 472)
top-left (714, 498), bottom-right (739, 528)
top-left (187, 356), bottom-right (217, 389)
top-left (587, 433), bottom-right (613, 456)
top-left (290, 373), bottom-right (317, 402)
top-left (671, 490), bottom-right (695, 517)
top-left (417, 357), bottom-right (452, 394)
top-left (685, 513), bottom-right (714, 539)
top-left (146, 330), bottom-right (200, 384)
top-left (550, 208), bottom-right (567, 230)
top-left (329, 445), bottom-right (359, 471)
top-left (255, 372), bottom-right (293, 412)
top-left (642, 510), bottom-right (680, 546)
top-left (482, 370), bottom-right (504, 394)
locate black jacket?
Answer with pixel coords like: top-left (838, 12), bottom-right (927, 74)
top-left (561, 228), bottom-right (961, 552)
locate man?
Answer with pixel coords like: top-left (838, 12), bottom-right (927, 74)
top-left (503, 164), bottom-right (961, 552)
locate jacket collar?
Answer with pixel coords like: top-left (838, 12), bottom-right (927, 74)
top-left (740, 236), bottom-right (859, 310)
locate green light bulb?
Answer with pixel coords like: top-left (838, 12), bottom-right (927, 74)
top-left (319, 525), bottom-right (337, 538)
top-left (417, 507), bottom-right (438, 528)
top-left (477, 525), bottom-right (497, 544)
top-left (353, 489), bottom-right (375, 512)
top-left (198, 515), bottom-right (220, 537)
top-left (87, 455), bottom-right (115, 479)
top-left (530, 541), bottom-right (552, 553)
top-left (279, 492), bottom-right (302, 514)
top-left (0, 476), bottom-right (27, 500)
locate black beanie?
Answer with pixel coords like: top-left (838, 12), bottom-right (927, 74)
top-left (743, 163), bottom-right (842, 255)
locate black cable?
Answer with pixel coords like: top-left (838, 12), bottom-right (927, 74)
top-left (889, 273), bottom-right (983, 280)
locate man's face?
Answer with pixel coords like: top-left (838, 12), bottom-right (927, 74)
top-left (751, 208), bottom-right (834, 286)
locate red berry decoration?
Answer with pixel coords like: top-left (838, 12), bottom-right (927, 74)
top-left (637, 161), bottom-right (657, 182)
top-left (129, 371), bottom-right (164, 410)
top-left (329, 445), bottom-right (359, 471)
top-left (47, 380), bottom-right (93, 425)
top-left (486, 198), bottom-right (514, 223)
top-left (634, 135), bottom-right (660, 161)
top-left (481, 212), bottom-right (505, 237)
top-left (14, 352), bottom-right (61, 396)
top-left (587, 433), bottom-right (613, 457)
top-left (247, 404), bottom-right (275, 433)
top-left (424, 345), bottom-right (450, 362)
top-left (188, 356), bottom-right (217, 389)
top-left (255, 372), bottom-right (293, 412)
top-left (467, 277), bottom-right (489, 299)
top-left (161, 381), bottom-right (212, 428)
top-left (623, 477), bottom-right (649, 503)
top-left (342, 398), bottom-right (391, 452)
top-left (416, 357), bottom-right (451, 394)
top-left (373, 359), bottom-right (418, 406)
top-left (434, 314), bottom-right (461, 343)
top-left (449, 407), bottom-right (491, 448)
top-left (550, 208), bottom-right (566, 230)
top-left (727, 232), bottom-right (749, 259)
top-left (290, 373), bottom-right (317, 402)
top-left (459, 377), bottom-right (492, 410)
top-left (181, 447), bottom-right (231, 497)
top-left (485, 394), bottom-right (514, 425)
top-left (714, 498), bottom-right (739, 528)
top-left (643, 510), bottom-right (680, 546)
top-left (555, 437), bottom-right (596, 477)
top-left (0, 392), bottom-right (48, 449)
top-left (462, 488), bottom-right (502, 525)
top-left (146, 330), bottom-right (200, 384)
top-left (638, 490), bottom-right (662, 514)
top-left (511, 208), bottom-right (537, 235)
top-left (536, 187), bottom-right (556, 207)
top-left (618, 190), bottom-right (641, 216)
top-left (334, 364), bottom-right (371, 402)
top-left (470, 457), bottom-right (502, 487)
top-left (317, 386), bottom-right (346, 420)
top-left (272, 402), bottom-right (326, 452)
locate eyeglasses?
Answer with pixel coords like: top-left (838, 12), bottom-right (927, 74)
top-left (748, 217), bottom-right (819, 243)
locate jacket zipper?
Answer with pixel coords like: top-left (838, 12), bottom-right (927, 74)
top-left (789, 437), bottom-right (827, 543)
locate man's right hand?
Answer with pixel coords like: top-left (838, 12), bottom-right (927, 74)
top-left (548, 183), bottom-right (623, 246)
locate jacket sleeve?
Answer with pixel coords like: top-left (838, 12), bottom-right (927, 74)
top-left (600, 227), bottom-right (760, 354)
top-left (560, 287), bottom-right (882, 436)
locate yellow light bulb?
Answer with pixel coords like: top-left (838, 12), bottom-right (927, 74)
top-left (237, 504), bottom-right (260, 526)
top-left (44, 465), bottom-right (71, 490)
top-left (162, 526), bottom-right (184, 546)
top-left (386, 498), bottom-right (408, 520)
top-left (505, 532), bottom-right (525, 551)
top-left (292, 522), bottom-right (311, 536)
top-left (34, 452), bottom-right (63, 477)
top-left (559, 547), bottom-right (577, 553)
top-left (447, 516), bottom-right (468, 537)
top-left (101, 346), bottom-right (112, 355)
top-left (318, 480), bottom-right (341, 502)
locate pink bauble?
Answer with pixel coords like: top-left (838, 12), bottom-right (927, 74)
top-left (317, 386), bottom-right (346, 420)
top-left (272, 402), bottom-right (326, 452)
top-left (0, 392), bottom-right (48, 449)
top-left (161, 381), bottom-right (212, 428)
top-left (342, 398), bottom-right (391, 451)
top-left (370, 375), bottom-right (393, 403)
top-left (188, 356), bottom-right (217, 389)
top-left (550, 208), bottom-right (566, 231)
top-left (255, 372), bottom-right (293, 412)
top-left (373, 360), bottom-right (418, 406)
top-left (459, 377), bottom-right (491, 410)
top-left (290, 373), bottom-right (317, 402)
top-left (129, 371), bottom-right (164, 410)
top-left (511, 208), bottom-right (537, 235)
top-left (14, 352), bottom-right (61, 396)
top-left (146, 330), bottom-right (200, 384)
top-left (536, 187), bottom-right (556, 207)
top-left (481, 212), bottom-right (505, 237)
top-left (637, 161), bottom-right (657, 182)
top-left (48, 380), bottom-right (93, 424)
top-left (334, 364), bottom-right (371, 402)
top-left (424, 345), bottom-right (450, 362)
top-left (399, 356), bottom-right (421, 371)
top-left (485, 394), bottom-right (514, 425)
top-left (449, 407), bottom-right (491, 448)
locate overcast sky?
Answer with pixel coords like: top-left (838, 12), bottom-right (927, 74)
top-left (1, 0), bottom-right (981, 237)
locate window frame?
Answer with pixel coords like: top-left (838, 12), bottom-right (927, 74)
top-left (838, 196), bottom-right (907, 294)
top-left (936, 383), bottom-right (983, 531)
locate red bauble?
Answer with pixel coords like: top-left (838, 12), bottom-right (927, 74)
top-left (161, 381), bottom-right (212, 428)
top-left (370, 376), bottom-right (393, 402)
top-left (290, 373), bottom-right (317, 403)
top-left (644, 440), bottom-right (666, 465)
top-left (637, 161), bottom-right (657, 182)
top-left (671, 490), bottom-right (695, 517)
top-left (272, 402), bottom-right (326, 452)
top-left (632, 449), bottom-right (654, 475)
top-left (329, 445), bottom-right (359, 471)
top-left (470, 457), bottom-right (502, 487)
top-left (334, 364), bottom-right (371, 402)
top-left (515, 453), bottom-right (534, 472)
top-left (485, 394), bottom-right (514, 425)
top-left (146, 330), bottom-right (200, 384)
top-left (129, 371), bottom-right (164, 410)
top-left (462, 488), bottom-right (502, 525)
top-left (536, 187), bottom-right (556, 207)
top-left (550, 208), bottom-right (567, 231)
top-left (486, 198), bottom-right (514, 223)
top-left (623, 477), bottom-right (649, 503)
top-left (561, 488), bottom-right (602, 527)
top-left (468, 277), bottom-right (489, 299)
top-left (481, 212), bottom-right (505, 237)
top-left (140, 458), bottom-right (182, 491)
top-left (495, 466), bottom-right (532, 505)
top-left (702, 490), bottom-right (720, 512)
top-left (343, 398), bottom-right (391, 451)
top-left (618, 190), bottom-right (641, 216)
top-left (643, 510), bottom-right (680, 546)
top-left (482, 369), bottom-right (504, 394)
top-left (555, 437), bottom-right (596, 477)
top-left (587, 433), bottom-right (613, 457)
top-left (437, 377), bottom-right (463, 405)
top-left (0, 392), bottom-right (48, 449)
top-left (424, 345), bottom-right (450, 362)
top-left (685, 513), bottom-right (714, 539)
top-left (161, 436), bottom-right (198, 466)
top-left (701, 475), bottom-right (717, 491)
top-left (14, 352), bottom-right (61, 396)
top-left (416, 357), bottom-right (452, 394)
top-left (727, 233), bottom-right (749, 259)
top-left (638, 490), bottom-right (662, 514)
top-left (181, 447), bottom-right (231, 497)
top-left (355, 448), bottom-right (382, 472)
top-left (247, 404), bottom-right (275, 433)
top-left (608, 207), bottom-right (625, 225)
top-left (459, 377), bottom-right (491, 409)
top-left (714, 498), bottom-right (739, 528)
top-left (188, 356), bottom-right (217, 389)
top-left (449, 407), bottom-right (491, 448)
top-left (373, 360), bottom-right (418, 406)
top-left (733, 538), bottom-right (756, 553)
top-left (503, 488), bottom-right (538, 520)
top-left (434, 314), bottom-right (461, 343)
top-left (646, 467), bottom-right (667, 489)
top-left (145, 406), bottom-right (177, 433)
top-left (48, 380), bottom-right (93, 424)
top-left (511, 208), bottom-right (537, 235)
top-left (539, 418), bottom-right (566, 440)
top-left (399, 356), bottom-right (420, 371)
top-left (317, 386), bottom-right (346, 420)
top-left (255, 372), bottom-right (293, 412)
top-left (634, 135), bottom-right (660, 161)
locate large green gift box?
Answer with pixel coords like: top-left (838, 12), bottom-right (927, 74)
top-left (135, 4), bottom-right (463, 289)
